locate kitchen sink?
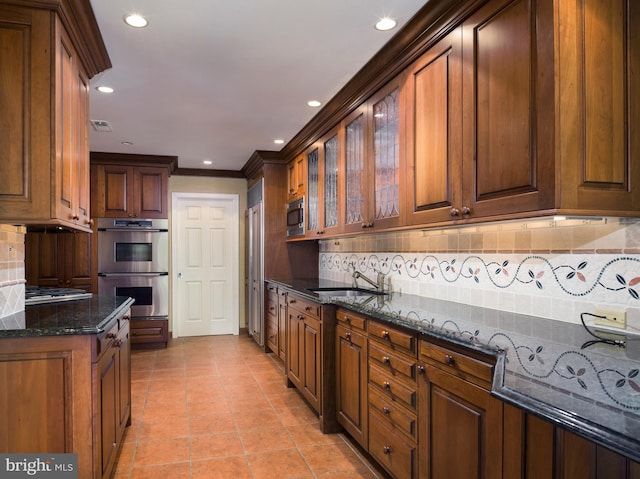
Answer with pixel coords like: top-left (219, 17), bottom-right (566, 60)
top-left (306, 287), bottom-right (386, 297)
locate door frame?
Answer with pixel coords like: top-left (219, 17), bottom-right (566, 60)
top-left (171, 192), bottom-right (240, 338)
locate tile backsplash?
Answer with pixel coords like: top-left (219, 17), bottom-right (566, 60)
top-left (0, 224), bottom-right (26, 319)
top-left (319, 217), bottom-right (640, 333)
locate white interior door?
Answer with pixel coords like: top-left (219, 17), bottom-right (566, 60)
top-left (173, 193), bottom-right (239, 337)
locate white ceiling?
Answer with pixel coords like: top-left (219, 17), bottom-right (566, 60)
top-left (88, 0), bottom-right (428, 171)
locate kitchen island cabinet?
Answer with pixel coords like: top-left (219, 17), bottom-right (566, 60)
top-left (0, 296), bottom-right (133, 479)
top-left (0, 1), bottom-right (110, 232)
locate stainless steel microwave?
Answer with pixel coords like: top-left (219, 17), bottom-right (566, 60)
top-left (286, 197), bottom-right (304, 237)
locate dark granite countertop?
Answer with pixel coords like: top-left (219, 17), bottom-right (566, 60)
top-left (268, 278), bottom-right (640, 462)
top-left (0, 295), bottom-right (136, 337)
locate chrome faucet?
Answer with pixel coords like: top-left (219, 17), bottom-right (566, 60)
top-left (351, 264), bottom-right (386, 292)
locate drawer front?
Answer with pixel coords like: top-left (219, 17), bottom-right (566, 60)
top-left (369, 321), bottom-right (415, 355)
top-left (96, 321), bottom-right (118, 359)
top-left (369, 386), bottom-right (417, 441)
top-left (336, 309), bottom-right (367, 331)
top-left (369, 412), bottom-right (416, 479)
top-left (369, 365), bottom-right (416, 411)
top-left (369, 342), bottom-right (416, 383)
top-left (267, 292), bottom-right (278, 317)
top-left (130, 319), bottom-right (168, 344)
top-left (287, 294), bottom-right (320, 318)
top-left (419, 340), bottom-right (494, 388)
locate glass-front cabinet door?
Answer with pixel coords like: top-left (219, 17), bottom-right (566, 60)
top-left (306, 147), bottom-right (320, 236)
top-left (343, 108), bottom-right (368, 234)
top-left (369, 79), bottom-right (403, 230)
top-left (323, 133), bottom-right (339, 231)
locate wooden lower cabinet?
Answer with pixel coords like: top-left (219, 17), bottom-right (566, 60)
top-left (0, 307), bottom-right (131, 479)
top-left (329, 313), bottom-right (640, 479)
top-left (277, 289), bottom-right (287, 360)
top-left (504, 404), bottom-right (640, 479)
top-left (284, 291), bottom-right (337, 433)
top-left (336, 315), bottom-right (368, 449)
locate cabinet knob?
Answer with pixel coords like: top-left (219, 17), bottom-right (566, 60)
top-left (344, 316), bottom-right (351, 323)
top-left (382, 331), bottom-right (390, 339)
top-left (450, 208), bottom-right (460, 217)
top-left (445, 354), bottom-right (455, 366)
top-left (383, 381), bottom-right (391, 390)
top-left (383, 356), bottom-right (390, 365)
top-left (106, 332), bottom-right (117, 339)
top-left (345, 332), bottom-right (351, 340)
top-left (362, 222), bottom-right (374, 229)
top-left (113, 339), bottom-right (124, 348)
top-left (382, 407), bottom-right (390, 415)
top-left (305, 306), bottom-right (312, 312)
top-left (316, 230), bottom-right (324, 235)
top-left (383, 446), bottom-right (392, 455)
top-left (417, 365), bottom-right (425, 374)
top-left (71, 213), bottom-right (80, 221)
top-left (461, 206), bottom-right (471, 215)
top-left (86, 218), bottom-right (94, 226)
top-left (290, 299), bottom-right (297, 304)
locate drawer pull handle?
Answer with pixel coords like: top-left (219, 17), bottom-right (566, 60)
top-left (382, 331), bottom-right (390, 339)
top-left (113, 339), bottom-right (124, 348)
top-left (383, 446), bottom-right (392, 455)
top-left (445, 354), bottom-right (455, 365)
top-left (383, 356), bottom-right (390, 364)
top-left (345, 316), bottom-right (351, 323)
top-left (290, 299), bottom-right (297, 304)
top-left (417, 365), bottom-right (425, 374)
top-left (345, 332), bottom-right (351, 340)
top-left (383, 381), bottom-right (391, 390)
top-left (382, 407), bottom-right (390, 414)
top-left (122, 316), bottom-right (130, 321)
top-left (106, 333), bottom-right (116, 339)
top-left (305, 306), bottom-right (312, 312)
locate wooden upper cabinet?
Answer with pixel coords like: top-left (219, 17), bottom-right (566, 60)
top-left (287, 155), bottom-right (306, 200)
top-left (460, 0), bottom-right (556, 220)
top-left (556, 0), bottom-right (640, 214)
top-left (0, 3), bottom-right (109, 232)
top-left (305, 130), bottom-right (342, 238)
top-left (91, 164), bottom-right (169, 219)
top-left (342, 108), bottom-right (369, 234)
top-left (405, 27), bottom-right (463, 226)
top-left (368, 78), bottom-right (405, 231)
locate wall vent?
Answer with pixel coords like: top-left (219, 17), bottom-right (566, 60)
top-left (90, 119), bottom-right (112, 132)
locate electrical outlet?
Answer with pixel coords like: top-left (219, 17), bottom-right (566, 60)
top-left (594, 308), bottom-right (627, 329)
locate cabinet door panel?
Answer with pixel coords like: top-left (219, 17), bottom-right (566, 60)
top-left (406, 27), bottom-right (463, 225)
top-left (462, 0), bottom-right (555, 217)
top-left (344, 111), bottom-right (367, 232)
top-left (323, 134), bottom-right (339, 230)
top-left (336, 324), bottom-right (367, 448)
top-left (102, 166), bottom-right (130, 216)
top-left (99, 350), bottom-right (118, 477)
top-left (306, 148), bottom-right (320, 234)
top-left (137, 167), bottom-right (167, 218)
top-left (302, 316), bottom-right (320, 410)
top-left (419, 363), bottom-right (502, 479)
top-left (287, 312), bottom-right (302, 388)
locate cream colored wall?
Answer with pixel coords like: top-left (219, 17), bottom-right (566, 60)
top-left (168, 175), bottom-right (248, 333)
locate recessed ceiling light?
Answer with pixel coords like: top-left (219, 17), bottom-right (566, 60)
top-left (124, 14), bottom-right (148, 28)
top-left (375, 17), bottom-right (397, 31)
top-left (307, 100), bottom-right (322, 108)
top-left (274, 139), bottom-right (285, 145)
top-left (96, 86), bottom-right (114, 94)
top-left (203, 160), bottom-right (212, 165)
top-left (121, 141), bottom-right (134, 146)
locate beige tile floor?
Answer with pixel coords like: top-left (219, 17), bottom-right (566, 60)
top-left (112, 334), bottom-right (388, 479)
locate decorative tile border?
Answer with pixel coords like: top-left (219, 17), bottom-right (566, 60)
top-left (319, 252), bottom-right (640, 327)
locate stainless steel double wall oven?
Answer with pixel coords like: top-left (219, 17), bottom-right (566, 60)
top-left (97, 218), bottom-right (169, 320)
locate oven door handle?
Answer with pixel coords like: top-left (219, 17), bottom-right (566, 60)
top-left (98, 272), bottom-right (169, 277)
